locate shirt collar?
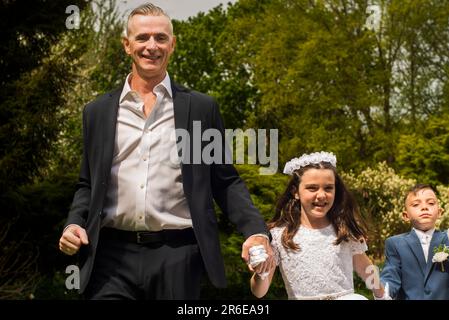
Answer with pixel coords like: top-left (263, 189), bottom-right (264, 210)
top-left (119, 72), bottom-right (173, 103)
top-left (413, 227), bottom-right (435, 241)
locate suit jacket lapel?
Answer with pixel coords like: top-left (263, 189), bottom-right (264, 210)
top-left (101, 87), bottom-right (121, 184)
top-left (424, 230), bottom-right (445, 284)
top-left (171, 80), bottom-right (191, 164)
top-left (405, 230), bottom-right (427, 275)
top-left (172, 80), bottom-right (191, 133)
top-left (171, 80), bottom-right (192, 200)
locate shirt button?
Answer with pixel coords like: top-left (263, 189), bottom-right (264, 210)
top-left (143, 157), bottom-right (147, 161)
top-left (139, 216), bottom-right (143, 220)
top-left (140, 184), bottom-right (144, 189)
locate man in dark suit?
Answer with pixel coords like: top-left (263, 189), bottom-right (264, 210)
top-left (58, 3), bottom-right (273, 299)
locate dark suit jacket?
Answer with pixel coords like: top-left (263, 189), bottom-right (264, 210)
top-left (380, 229), bottom-right (449, 299)
top-left (65, 80), bottom-right (268, 293)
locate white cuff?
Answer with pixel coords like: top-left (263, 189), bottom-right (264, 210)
top-left (248, 233), bottom-right (269, 241)
top-left (374, 283), bottom-right (392, 300)
top-left (63, 224), bottom-right (79, 233)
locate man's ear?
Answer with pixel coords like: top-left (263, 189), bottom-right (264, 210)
top-left (122, 36), bottom-right (131, 55)
top-left (438, 207), bottom-right (444, 217)
top-left (170, 35), bottom-right (176, 54)
top-left (402, 210), bottom-right (410, 223)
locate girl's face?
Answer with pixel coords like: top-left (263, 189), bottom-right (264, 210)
top-left (296, 168), bottom-right (336, 227)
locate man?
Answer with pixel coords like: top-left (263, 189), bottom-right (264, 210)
top-left (59, 3), bottom-right (273, 299)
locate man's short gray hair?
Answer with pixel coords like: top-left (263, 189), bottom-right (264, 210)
top-left (123, 2), bottom-right (173, 37)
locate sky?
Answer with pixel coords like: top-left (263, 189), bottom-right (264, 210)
top-left (115, 0), bottom-right (238, 21)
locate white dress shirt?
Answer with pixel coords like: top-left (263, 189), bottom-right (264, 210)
top-left (413, 227), bottom-right (435, 262)
top-left (101, 73), bottom-right (192, 231)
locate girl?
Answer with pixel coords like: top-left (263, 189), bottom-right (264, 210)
top-left (251, 151), bottom-right (386, 300)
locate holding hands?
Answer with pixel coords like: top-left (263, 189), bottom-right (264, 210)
top-left (242, 235), bottom-right (275, 278)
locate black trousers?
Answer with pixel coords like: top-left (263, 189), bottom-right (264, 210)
top-left (84, 228), bottom-right (204, 300)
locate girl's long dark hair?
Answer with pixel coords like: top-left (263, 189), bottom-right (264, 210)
top-left (268, 162), bottom-right (367, 250)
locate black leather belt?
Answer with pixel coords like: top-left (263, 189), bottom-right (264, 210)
top-left (100, 227), bottom-right (196, 245)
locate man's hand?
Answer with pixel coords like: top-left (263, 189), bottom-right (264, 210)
top-left (242, 235), bottom-right (275, 275)
top-left (59, 225), bottom-right (89, 256)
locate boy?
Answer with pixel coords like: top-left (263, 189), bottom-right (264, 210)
top-left (380, 184), bottom-right (449, 299)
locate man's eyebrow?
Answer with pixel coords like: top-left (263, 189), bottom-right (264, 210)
top-left (135, 32), bottom-right (168, 36)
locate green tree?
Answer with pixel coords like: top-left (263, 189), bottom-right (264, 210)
top-left (0, 0), bottom-right (88, 197)
top-left (0, 0), bottom-right (129, 299)
top-left (169, 5), bottom-right (258, 129)
top-left (213, 0), bottom-right (449, 179)
top-left (396, 115), bottom-right (449, 185)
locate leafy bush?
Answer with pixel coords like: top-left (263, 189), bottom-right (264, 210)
top-left (343, 162), bottom-right (449, 260)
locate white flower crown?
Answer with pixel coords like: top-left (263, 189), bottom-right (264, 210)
top-left (283, 151), bottom-right (337, 175)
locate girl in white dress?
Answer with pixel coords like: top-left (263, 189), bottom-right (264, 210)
top-left (250, 152), bottom-right (386, 300)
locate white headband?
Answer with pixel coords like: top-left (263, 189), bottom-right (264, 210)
top-left (283, 151), bottom-right (337, 175)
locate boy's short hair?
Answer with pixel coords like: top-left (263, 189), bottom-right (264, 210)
top-left (404, 183), bottom-right (438, 206)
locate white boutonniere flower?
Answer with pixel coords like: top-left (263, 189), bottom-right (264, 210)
top-left (432, 244), bottom-right (449, 272)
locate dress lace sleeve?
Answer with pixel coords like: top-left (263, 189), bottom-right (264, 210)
top-left (350, 238), bottom-right (368, 255)
top-left (269, 228), bottom-right (281, 266)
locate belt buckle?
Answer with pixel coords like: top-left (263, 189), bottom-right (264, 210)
top-left (136, 232), bottom-right (145, 244)
top-left (136, 231), bottom-right (163, 244)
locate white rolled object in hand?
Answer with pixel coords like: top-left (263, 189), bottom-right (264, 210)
top-left (249, 245), bottom-right (268, 267)
top-left (249, 245), bottom-right (270, 280)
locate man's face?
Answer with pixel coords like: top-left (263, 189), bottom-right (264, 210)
top-left (403, 188), bottom-right (442, 231)
top-left (122, 14), bottom-right (176, 81)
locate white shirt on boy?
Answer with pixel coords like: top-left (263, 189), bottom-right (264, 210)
top-left (413, 227), bottom-right (435, 263)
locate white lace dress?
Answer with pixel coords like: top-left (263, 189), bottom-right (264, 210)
top-left (270, 224), bottom-right (368, 300)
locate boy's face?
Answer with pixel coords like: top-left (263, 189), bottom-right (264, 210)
top-left (403, 188), bottom-right (443, 231)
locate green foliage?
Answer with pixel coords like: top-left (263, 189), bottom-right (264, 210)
top-left (396, 115), bottom-right (449, 185)
top-left (170, 5), bottom-right (258, 128)
top-left (0, 0), bottom-right (86, 195)
top-left (2, 0), bottom-right (449, 299)
top-left (0, 171), bottom-right (78, 299)
top-left (343, 162), bottom-right (449, 259)
top-left (32, 271), bottom-right (80, 300)
top-left (433, 244), bottom-right (449, 255)
top-left (209, 0), bottom-right (449, 180)
top-left (0, 0), bottom-right (128, 299)
top-left (48, 0), bottom-right (129, 175)
top-left (342, 162), bottom-right (415, 259)
top-left (237, 165), bottom-right (289, 221)
top-left (0, 0), bottom-right (88, 86)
